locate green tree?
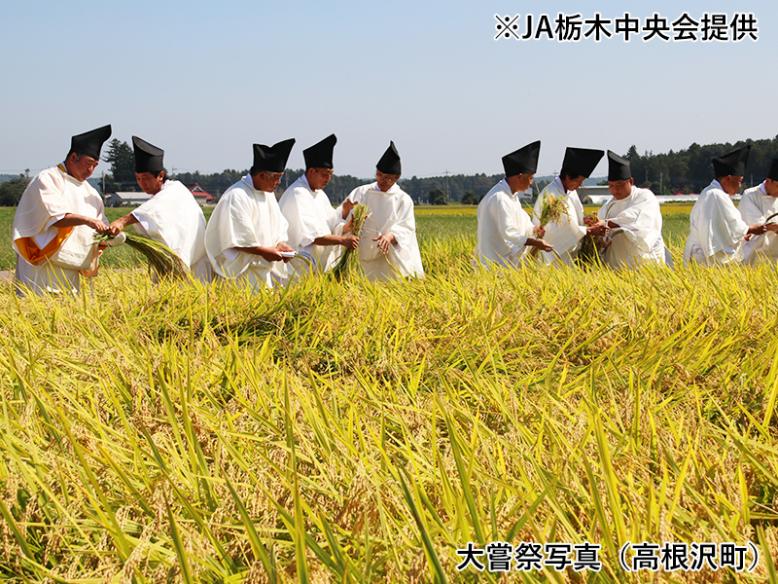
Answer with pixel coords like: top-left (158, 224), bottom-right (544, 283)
top-left (428, 188), bottom-right (448, 205)
top-left (0, 176), bottom-right (29, 205)
top-left (103, 139), bottom-right (135, 190)
top-left (461, 191), bottom-right (478, 205)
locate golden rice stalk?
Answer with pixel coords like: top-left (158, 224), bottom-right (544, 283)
top-left (537, 194), bottom-right (569, 227)
top-left (96, 232), bottom-right (189, 279)
top-left (530, 194), bottom-right (570, 258)
top-left (332, 203), bottom-right (368, 280)
top-left (576, 213), bottom-right (608, 267)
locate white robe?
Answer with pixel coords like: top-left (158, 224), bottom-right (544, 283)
top-left (278, 174), bottom-right (344, 276)
top-left (341, 182), bottom-right (424, 281)
top-left (683, 180), bottom-right (748, 266)
top-left (597, 186), bottom-right (666, 268)
top-left (533, 176), bottom-right (586, 265)
top-left (130, 180), bottom-right (212, 282)
top-left (12, 164), bottom-right (107, 295)
top-left (205, 175), bottom-right (289, 290)
top-left (739, 182), bottom-right (778, 264)
top-left (476, 179), bottom-right (535, 267)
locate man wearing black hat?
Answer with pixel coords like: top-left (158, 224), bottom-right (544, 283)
top-left (12, 124), bottom-right (115, 294)
top-left (279, 134), bottom-right (358, 276)
top-left (533, 147), bottom-right (604, 265)
top-left (109, 136), bottom-right (211, 282)
top-left (683, 145), bottom-right (767, 265)
top-left (585, 150), bottom-right (667, 268)
top-left (476, 140), bottom-right (553, 267)
top-left (739, 158), bottom-right (778, 264)
top-left (338, 141), bottom-right (424, 280)
top-left (205, 139), bottom-right (297, 290)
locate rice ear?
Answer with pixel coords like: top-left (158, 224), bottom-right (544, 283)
top-left (96, 232), bottom-right (189, 279)
top-left (332, 203), bottom-right (369, 280)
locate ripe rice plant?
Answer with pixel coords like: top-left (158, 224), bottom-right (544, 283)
top-left (0, 210), bottom-right (775, 582)
top-left (96, 232), bottom-right (190, 279)
top-left (332, 203), bottom-right (368, 280)
top-left (536, 194), bottom-right (569, 226)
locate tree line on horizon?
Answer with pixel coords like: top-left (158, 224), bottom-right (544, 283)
top-left (2, 136), bottom-right (777, 206)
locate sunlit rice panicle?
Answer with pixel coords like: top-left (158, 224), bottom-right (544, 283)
top-left (332, 203), bottom-right (368, 280)
top-left (577, 213), bottom-right (608, 267)
top-left (538, 194), bottom-right (568, 227)
top-left (96, 232), bottom-right (189, 279)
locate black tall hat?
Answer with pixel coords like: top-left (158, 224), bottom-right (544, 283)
top-left (303, 134), bottom-right (337, 169)
top-left (251, 138), bottom-right (296, 173)
top-left (607, 150), bottom-right (631, 181)
top-left (561, 147), bottom-right (604, 178)
top-left (768, 158), bottom-right (778, 181)
top-left (70, 124), bottom-right (112, 159)
top-left (502, 140), bottom-right (541, 177)
top-left (712, 145), bottom-right (751, 177)
top-left (376, 141), bottom-right (401, 175)
top-left (132, 136), bottom-right (165, 174)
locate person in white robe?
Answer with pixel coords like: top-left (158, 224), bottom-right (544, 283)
top-left (476, 140), bottom-right (553, 267)
top-left (738, 158), bottom-right (778, 264)
top-left (586, 150), bottom-right (666, 268)
top-left (533, 147), bottom-right (604, 265)
top-left (12, 124), bottom-right (117, 295)
top-left (205, 139), bottom-right (297, 290)
top-left (109, 136), bottom-right (211, 282)
top-left (278, 134), bottom-right (358, 277)
top-left (339, 141), bottom-right (424, 280)
top-left (684, 145), bottom-right (767, 266)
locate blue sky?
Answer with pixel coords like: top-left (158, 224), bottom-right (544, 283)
top-left (1, 0), bottom-right (776, 179)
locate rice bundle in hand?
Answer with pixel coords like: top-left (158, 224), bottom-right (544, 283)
top-left (96, 232), bottom-right (189, 279)
top-left (576, 213), bottom-right (608, 268)
top-left (332, 203), bottom-right (368, 280)
top-left (530, 195), bottom-right (569, 258)
top-left (537, 195), bottom-right (569, 226)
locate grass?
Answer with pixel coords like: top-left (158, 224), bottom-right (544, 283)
top-left (0, 201), bottom-right (776, 581)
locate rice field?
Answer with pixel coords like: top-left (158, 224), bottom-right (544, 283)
top-left (0, 204), bottom-right (692, 271)
top-left (0, 202), bottom-right (777, 582)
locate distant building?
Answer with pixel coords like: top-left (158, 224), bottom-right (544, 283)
top-left (189, 183), bottom-right (215, 205)
top-left (579, 185), bottom-right (611, 205)
top-left (105, 184), bottom-right (216, 207)
top-left (105, 191), bottom-right (152, 207)
top-left (656, 195), bottom-right (700, 203)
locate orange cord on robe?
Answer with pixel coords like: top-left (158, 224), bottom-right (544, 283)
top-left (14, 227), bottom-right (74, 265)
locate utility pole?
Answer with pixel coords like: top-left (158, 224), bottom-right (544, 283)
top-left (444, 170), bottom-right (450, 202)
top-left (659, 171), bottom-right (663, 195)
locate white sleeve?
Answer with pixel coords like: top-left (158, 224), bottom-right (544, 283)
top-left (493, 194), bottom-right (529, 253)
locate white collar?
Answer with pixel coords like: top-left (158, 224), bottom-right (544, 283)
top-left (241, 174), bottom-right (273, 195)
top-left (299, 173), bottom-right (318, 195)
top-left (499, 178), bottom-right (520, 198)
top-left (57, 163), bottom-right (85, 185)
top-left (373, 180), bottom-right (400, 195)
top-left (553, 175), bottom-right (571, 194)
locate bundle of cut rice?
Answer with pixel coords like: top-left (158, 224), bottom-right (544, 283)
top-left (96, 232), bottom-right (189, 279)
top-left (576, 213), bottom-right (609, 267)
top-left (537, 194), bottom-right (569, 226)
top-left (530, 195), bottom-right (569, 258)
top-left (332, 203), bottom-right (368, 280)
